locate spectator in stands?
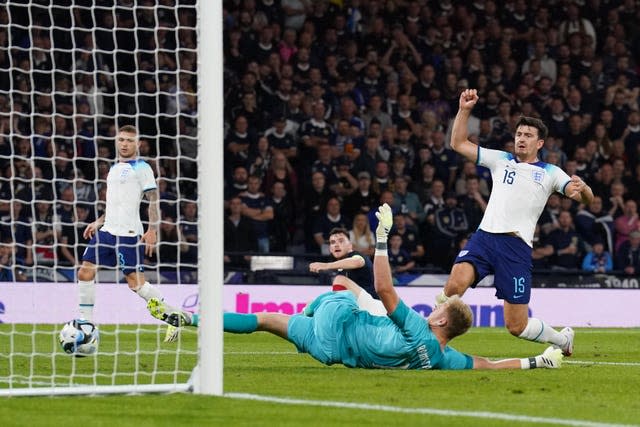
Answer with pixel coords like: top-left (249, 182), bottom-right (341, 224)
top-left (349, 213), bottom-right (375, 258)
top-left (263, 151), bottom-right (298, 201)
top-left (33, 200), bottom-right (57, 266)
top-left (574, 196), bottom-right (614, 253)
top-left (391, 175), bottom-right (423, 225)
top-left (158, 177), bottom-right (179, 220)
top-left (429, 130), bottom-right (458, 190)
top-left (412, 162), bottom-right (437, 205)
top-left (605, 180), bottom-right (626, 218)
top-left (239, 174), bottom-right (274, 253)
top-left (303, 171), bottom-right (335, 253)
top-left (299, 100), bottom-right (334, 171)
top-left (352, 135), bottom-right (388, 179)
top-left (363, 94), bottom-right (393, 134)
top-left (457, 175), bottom-right (488, 232)
top-left (270, 181), bottom-right (294, 252)
top-left (266, 116), bottom-right (297, 160)
top-left (422, 179), bottom-right (446, 228)
top-left (581, 239), bottom-right (613, 273)
top-left (0, 238), bottom-right (25, 281)
top-left (428, 192), bottom-right (468, 271)
top-left (455, 160), bottom-right (489, 197)
top-left (179, 200), bottom-right (198, 266)
top-left (532, 224), bottom-right (554, 270)
top-left (388, 234), bottom-right (415, 275)
top-left (224, 165), bottom-right (249, 206)
top-left (332, 156), bottom-right (358, 198)
top-left (155, 213), bottom-right (183, 267)
top-left (390, 213), bottom-right (425, 264)
top-left (538, 193), bottom-right (562, 237)
top-left (224, 115), bottom-right (254, 173)
top-left (614, 199), bottom-right (640, 253)
top-left (548, 211), bottom-right (584, 270)
top-left (343, 171), bottom-right (378, 220)
top-left (59, 204), bottom-right (91, 267)
top-left (313, 197), bottom-right (350, 256)
top-left (615, 230), bottom-right (640, 276)
top-left (224, 196), bottom-right (257, 270)
top-left (247, 136), bottom-right (272, 180)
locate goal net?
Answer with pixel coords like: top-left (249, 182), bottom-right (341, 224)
top-left (0, 0), bottom-right (220, 396)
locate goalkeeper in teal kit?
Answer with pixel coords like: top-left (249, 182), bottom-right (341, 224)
top-left (148, 204), bottom-right (563, 371)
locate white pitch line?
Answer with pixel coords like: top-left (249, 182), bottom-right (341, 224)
top-left (225, 351), bottom-right (298, 355)
top-left (224, 351), bottom-right (640, 367)
top-left (566, 360), bottom-right (640, 367)
top-left (225, 393), bottom-right (638, 427)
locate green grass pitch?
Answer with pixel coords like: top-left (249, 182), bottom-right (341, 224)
top-left (1, 325), bottom-right (639, 426)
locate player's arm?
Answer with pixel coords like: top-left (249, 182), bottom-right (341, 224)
top-left (83, 214), bottom-right (105, 239)
top-left (142, 189), bottom-right (160, 256)
top-left (563, 175), bottom-right (594, 205)
top-left (471, 346), bottom-right (563, 369)
top-left (373, 203), bottom-right (399, 314)
top-left (309, 254), bottom-right (365, 273)
top-left (450, 89), bottom-right (480, 163)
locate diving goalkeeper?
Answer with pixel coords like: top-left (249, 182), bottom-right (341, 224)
top-left (148, 204), bottom-right (563, 370)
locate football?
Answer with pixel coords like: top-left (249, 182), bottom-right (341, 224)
top-left (59, 319), bottom-right (99, 356)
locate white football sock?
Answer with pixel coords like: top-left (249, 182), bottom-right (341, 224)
top-left (518, 317), bottom-right (567, 347)
top-left (78, 280), bottom-right (95, 321)
top-left (135, 281), bottom-right (163, 302)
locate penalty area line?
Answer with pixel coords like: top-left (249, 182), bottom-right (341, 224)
top-left (225, 393), bottom-right (636, 427)
top-left (566, 360), bottom-right (640, 367)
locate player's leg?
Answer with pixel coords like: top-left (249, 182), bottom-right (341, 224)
top-left (439, 262), bottom-right (475, 304)
top-left (495, 236), bottom-right (574, 355)
top-left (332, 275), bottom-right (386, 316)
top-left (439, 231), bottom-right (492, 305)
top-left (504, 302), bottom-right (573, 356)
top-left (145, 297), bottom-right (290, 339)
top-left (77, 260), bottom-right (98, 321)
top-left (120, 235), bottom-right (164, 301)
top-left (76, 231), bottom-right (112, 321)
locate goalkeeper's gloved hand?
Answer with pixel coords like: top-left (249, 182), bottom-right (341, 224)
top-left (435, 290), bottom-right (449, 307)
top-left (375, 203), bottom-right (393, 241)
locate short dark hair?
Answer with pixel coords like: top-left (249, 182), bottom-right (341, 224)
top-left (515, 116), bottom-right (548, 140)
top-left (329, 227), bottom-right (349, 239)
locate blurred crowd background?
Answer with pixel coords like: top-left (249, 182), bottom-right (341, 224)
top-left (222, 0), bottom-right (640, 277)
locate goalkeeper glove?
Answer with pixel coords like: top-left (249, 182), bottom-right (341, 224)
top-left (375, 203), bottom-right (393, 241)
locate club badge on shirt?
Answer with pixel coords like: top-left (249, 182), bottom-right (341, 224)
top-left (532, 169), bottom-right (545, 184)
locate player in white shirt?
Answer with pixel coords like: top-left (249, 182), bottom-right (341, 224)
top-left (77, 125), bottom-right (165, 323)
top-left (437, 89), bottom-right (593, 356)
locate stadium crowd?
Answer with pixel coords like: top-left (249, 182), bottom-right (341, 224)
top-left (1, 0), bottom-right (640, 281)
top-left (221, 0), bottom-right (640, 276)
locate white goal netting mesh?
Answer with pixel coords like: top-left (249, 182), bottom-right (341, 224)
top-left (0, 1), bottom-right (200, 395)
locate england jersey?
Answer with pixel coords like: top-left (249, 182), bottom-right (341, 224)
top-left (102, 159), bottom-right (157, 236)
top-left (477, 147), bottom-right (571, 247)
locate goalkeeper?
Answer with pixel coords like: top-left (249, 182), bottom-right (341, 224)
top-left (77, 125), bottom-right (166, 322)
top-left (148, 204), bottom-right (563, 370)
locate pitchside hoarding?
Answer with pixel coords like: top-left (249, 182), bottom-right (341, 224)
top-left (0, 283), bottom-right (638, 327)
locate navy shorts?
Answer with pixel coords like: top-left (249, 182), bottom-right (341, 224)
top-left (82, 230), bottom-right (145, 275)
top-left (454, 229), bottom-right (533, 304)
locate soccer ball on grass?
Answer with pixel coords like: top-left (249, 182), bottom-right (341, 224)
top-left (59, 319), bottom-right (99, 356)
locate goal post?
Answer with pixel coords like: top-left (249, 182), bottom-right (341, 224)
top-left (196, 0), bottom-right (223, 396)
top-left (0, 0), bottom-right (220, 396)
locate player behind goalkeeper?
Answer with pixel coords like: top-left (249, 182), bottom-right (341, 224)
top-left (148, 204), bottom-right (563, 371)
top-left (77, 125), bottom-right (165, 322)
